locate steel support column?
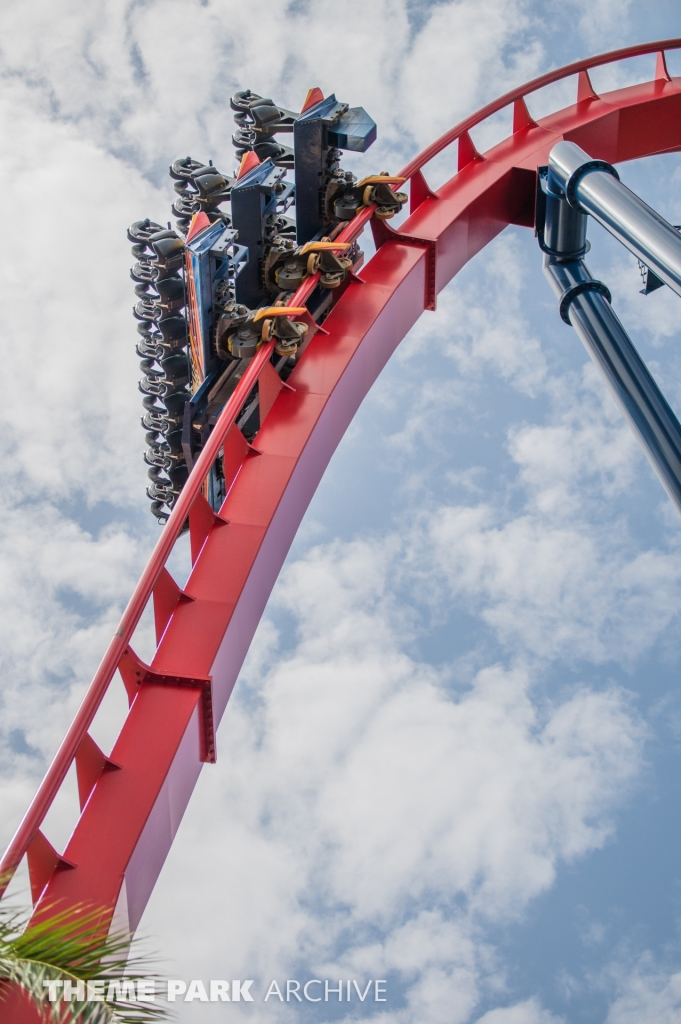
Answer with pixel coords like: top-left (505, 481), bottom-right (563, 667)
top-left (549, 139), bottom-right (681, 297)
top-left (544, 254), bottom-right (681, 512)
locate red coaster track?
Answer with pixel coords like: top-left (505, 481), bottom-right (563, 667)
top-left (3, 39), bottom-right (681, 1010)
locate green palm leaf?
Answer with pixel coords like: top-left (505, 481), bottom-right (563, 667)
top-left (0, 878), bottom-right (171, 1023)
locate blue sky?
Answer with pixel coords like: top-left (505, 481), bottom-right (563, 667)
top-left (3, 1), bottom-right (681, 1022)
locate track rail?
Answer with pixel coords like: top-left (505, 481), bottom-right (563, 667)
top-left (4, 40), bottom-right (681, 963)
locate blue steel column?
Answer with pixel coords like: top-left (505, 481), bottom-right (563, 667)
top-left (541, 167), bottom-right (681, 514)
top-left (548, 140), bottom-right (681, 298)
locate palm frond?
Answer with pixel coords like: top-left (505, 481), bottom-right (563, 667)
top-left (0, 876), bottom-right (171, 1023)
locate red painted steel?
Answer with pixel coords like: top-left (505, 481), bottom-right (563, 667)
top-left (0, 341), bottom-right (278, 896)
top-left (398, 37), bottom-right (681, 180)
top-left (4, 41), bottom-right (681, 978)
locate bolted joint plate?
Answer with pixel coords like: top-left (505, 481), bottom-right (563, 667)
top-left (119, 646), bottom-right (216, 763)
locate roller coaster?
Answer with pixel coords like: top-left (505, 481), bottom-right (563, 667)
top-left (4, 37), bottom-right (681, 1020)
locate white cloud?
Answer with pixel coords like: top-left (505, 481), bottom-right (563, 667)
top-left (0, 4), bottom-right (676, 1024)
top-left (606, 954), bottom-right (681, 1024)
top-left (475, 997), bottom-right (564, 1024)
top-left (398, 0), bottom-right (543, 151)
top-left (509, 365), bottom-right (641, 515)
top-left (0, 490), bottom-right (149, 846)
top-left (563, 0), bottom-right (636, 57)
top-left (399, 234), bottom-right (548, 397)
top-left (0, 0), bottom-right (544, 174)
top-left (0, 79), bottom-right (159, 505)
top-left (142, 537), bottom-right (644, 1022)
top-left (420, 498), bottom-right (681, 663)
top-left (392, 276), bottom-right (681, 665)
